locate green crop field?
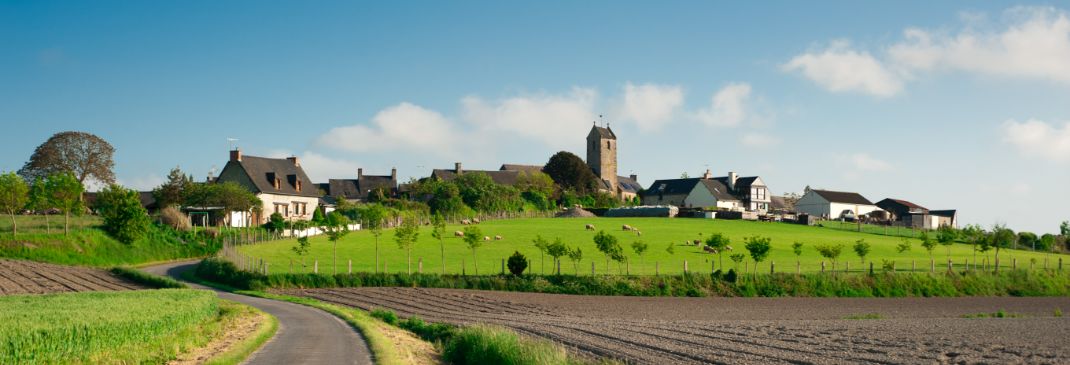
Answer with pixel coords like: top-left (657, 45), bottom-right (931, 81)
top-left (236, 218), bottom-right (1066, 275)
top-left (0, 289), bottom-right (219, 364)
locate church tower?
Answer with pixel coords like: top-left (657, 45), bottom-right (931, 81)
top-left (586, 124), bottom-right (618, 191)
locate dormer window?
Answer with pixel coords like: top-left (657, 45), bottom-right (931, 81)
top-left (274, 178), bottom-right (281, 190)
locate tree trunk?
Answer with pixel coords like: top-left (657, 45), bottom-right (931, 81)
top-left (333, 241), bottom-right (338, 274)
top-left (45, 214), bottom-right (50, 235)
top-left (440, 240), bottom-right (445, 274)
top-left (472, 249), bottom-right (478, 275)
top-left (64, 212), bottom-right (69, 236)
top-left (375, 236), bottom-right (380, 273)
top-left (10, 213), bottom-right (16, 237)
top-left (407, 250), bottom-right (412, 275)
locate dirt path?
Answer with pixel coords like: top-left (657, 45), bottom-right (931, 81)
top-left (0, 259), bottom-right (146, 295)
top-left (280, 287), bottom-right (1070, 364)
top-left (143, 261), bottom-right (373, 365)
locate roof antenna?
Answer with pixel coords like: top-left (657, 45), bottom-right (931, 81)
top-left (227, 137), bottom-right (239, 150)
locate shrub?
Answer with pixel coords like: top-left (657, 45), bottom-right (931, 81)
top-left (94, 184), bottom-right (152, 244)
top-left (110, 267), bottom-right (187, 289)
top-left (507, 251), bottom-right (528, 276)
top-left (442, 325), bottom-right (569, 365)
top-left (158, 206), bottom-right (191, 231)
top-left (370, 308), bottom-right (398, 325)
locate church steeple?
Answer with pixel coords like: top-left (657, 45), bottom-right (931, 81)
top-left (586, 124), bottom-right (617, 191)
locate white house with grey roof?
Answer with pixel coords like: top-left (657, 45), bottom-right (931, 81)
top-left (641, 169), bottom-right (770, 212)
top-left (216, 149), bottom-right (320, 227)
top-left (794, 187), bottom-right (880, 219)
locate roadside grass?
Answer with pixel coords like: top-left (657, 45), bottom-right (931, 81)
top-left (198, 257), bottom-right (1070, 298)
top-left (110, 266), bottom-right (188, 288)
top-left (843, 313), bottom-right (882, 320)
top-left (0, 224), bottom-right (219, 266)
top-left (961, 309), bottom-right (1024, 318)
top-left (0, 215), bottom-right (102, 234)
top-left (202, 302), bottom-right (279, 365)
top-left (236, 217), bottom-right (1065, 276)
top-left (0, 289), bottom-right (218, 364)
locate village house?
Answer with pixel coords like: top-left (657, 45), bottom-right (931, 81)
top-left (320, 168), bottom-right (398, 204)
top-left (876, 198), bottom-right (957, 229)
top-left (215, 149), bottom-right (319, 226)
top-left (641, 169), bottom-right (771, 213)
top-left (794, 187), bottom-right (879, 219)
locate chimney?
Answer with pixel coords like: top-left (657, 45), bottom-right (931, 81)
top-left (728, 171), bottom-right (738, 190)
top-left (230, 148), bottom-right (242, 162)
top-left (391, 167), bottom-right (397, 180)
top-left (286, 156), bottom-right (300, 166)
top-left (455, 162), bottom-right (463, 174)
top-left (702, 169), bottom-right (713, 179)
top-left (630, 174), bottom-right (638, 182)
top-left (357, 168), bottom-right (363, 180)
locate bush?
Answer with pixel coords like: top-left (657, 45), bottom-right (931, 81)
top-left (110, 267), bottom-right (187, 289)
top-left (265, 213), bottom-right (285, 232)
top-left (158, 207), bottom-right (191, 231)
top-left (94, 184), bottom-right (152, 244)
top-left (507, 251), bottom-right (528, 276)
top-left (370, 308), bottom-right (398, 325)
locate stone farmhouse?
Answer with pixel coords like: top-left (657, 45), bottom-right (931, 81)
top-left (319, 168), bottom-right (398, 205)
top-left (876, 198), bottom-right (957, 229)
top-left (794, 187), bottom-right (879, 220)
top-left (641, 169), bottom-right (771, 213)
top-left (215, 149), bottom-right (319, 226)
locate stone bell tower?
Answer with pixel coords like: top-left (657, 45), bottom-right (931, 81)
top-left (586, 124), bottom-right (618, 191)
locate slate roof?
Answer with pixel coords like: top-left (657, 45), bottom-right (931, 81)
top-left (617, 175), bottom-right (643, 194)
top-left (644, 178), bottom-right (740, 201)
top-left (589, 125), bottom-right (617, 140)
top-left (324, 175), bottom-right (397, 200)
top-left (811, 189), bottom-right (874, 205)
top-left (876, 198), bottom-right (928, 214)
top-left (431, 169), bottom-right (522, 186)
top-left (712, 176), bottom-right (762, 189)
top-left (222, 155), bottom-right (319, 197)
top-left (499, 164), bottom-right (544, 173)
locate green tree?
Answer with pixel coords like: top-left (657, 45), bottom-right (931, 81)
top-left (361, 204), bottom-right (388, 273)
top-left (26, 177), bottom-right (53, 234)
top-left (919, 231), bottom-right (937, 259)
top-left (1039, 234), bottom-right (1056, 253)
top-left (896, 238), bottom-right (912, 254)
top-left (729, 253), bottom-right (745, 271)
top-left (937, 226), bottom-right (958, 260)
top-left (151, 166), bottom-right (192, 208)
top-left (532, 235), bottom-right (549, 274)
top-left (989, 224), bottom-right (1015, 269)
top-left (19, 131), bottom-right (116, 186)
top-left (593, 230), bottom-right (619, 273)
top-left (791, 241), bottom-right (804, 267)
top-left (321, 211), bottom-right (351, 274)
top-left (631, 240), bottom-right (648, 273)
top-left (462, 226), bottom-right (483, 275)
top-left (292, 236), bottom-right (311, 266)
top-left (266, 213), bottom-right (285, 232)
top-left (961, 224), bottom-right (984, 263)
top-left (507, 251), bottom-right (528, 276)
top-left (44, 173), bottom-right (84, 235)
top-left (94, 184), bottom-right (151, 244)
top-left (1017, 231), bottom-right (1039, 251)
top-left (743, 236), bottom-right (772, 273)
top-left (814, 243), bottom-right (844, 270)
top-left (515, 170), bottom-right (556, 198)
top-left (567, 247), bottom-right (583, 275)
top-left (705, 232), bottom-right (731, 270)
top-left (852, 239), bottom-right (871, 264)
top-left (430, 213), bottom-right (447, 274)
top-left (542, 151), bottom-right (599, 195)
top-left (311, 207), bottom-right (326, 225)
top-left (0, 172), bottom-right (29, 237)
top-left (394, 213), bottom-right (421, 274)
top-left (546, 238), bottom-right (569, 275)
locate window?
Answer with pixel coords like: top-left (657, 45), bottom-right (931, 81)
top-left (607, 141), bottom-right (611, 149)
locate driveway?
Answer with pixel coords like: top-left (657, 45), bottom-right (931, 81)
top-left (142, 261), bottom-right (373, 365)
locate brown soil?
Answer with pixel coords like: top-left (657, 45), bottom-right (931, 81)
top-left (277, 287), bottom-right (1070, 364)
top-left (0, 259), bottom-right (147, 295)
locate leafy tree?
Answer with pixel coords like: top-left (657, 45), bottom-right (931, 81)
top-left (151, 166), bottom-right (192, 208)
top-left (0, 172), bottom-right (29, 236)
top-left (94, 184), bottom-right (151, 244)
top-left (896, 238), bottom-right (912, 254)
top-left (937, 226), bottom-right (958, 260)
top-left (532, 235), bottom-right (549, 274)
top-left (19, 131), bottom-right (116, 186)
top-left (1040, 234), bottom-right (1055, 253)
top-left (791, 241), bottom-right (804, 266)
top-left (631, 240), bottom-right (648, 273)
top-left (743, 236), bottom-right (772, 273)
top-left (665, 242), bottom-right (675, 255)
top-left (705, 232), bottom-right (731, 270)
top-left (591, 191), bottom-right (622, 209)
top-left (729, 253), bottom-right (745, 271)
top-left (515, 170), bottom-right (556, 198)
top-left (989, 224), bottom-right (1015, 267)
top-left (430, 213), bottom-right (447, 274)
top-left (361, 204), bottom-right (388, 272)
top-left (321, 211), bottom-right (351, 274)
top-left (542, 151), bottom-right (599, 195)
top-left (919, 231), bottom-right (937, 259)
top-left (546, 238), bottom-right (569, 275)
top-left (1017, 231), bottom-right (1039, 251)
top-left (311, 207), bottom-right (326, 225)
top-left (961, 224), bottom-right (984, 262)
top-left (185, 181), bottom-right (260, 227)
top-left (593, 230), bottom-right (619, 272)
top-left (853, 239), bottom-right (871, 264)
top-left (462, 226), bottom-right (483, 275)
top-left (454, 172), bottom-right (522, 213)
top-left (609, 245), bottom-right (627, 274)
top-left (507, 251), bottom-right (528, 276)
top-left (417, 179), bottom-right (466, 215)
top-left (1063, 221), bottom-right (1070, 236)
top-left (265, 213), bottom-right (285, 232)
top-left (394, 213), bottom-right (420, 274)
top-left (814, 243), bottom-right (844, 270)
top-left (44, 173), bottom-right (84, 235)
top-left (26, 177), bottom-right (53, 234)
top-left (567, 247), bottom-right (583, 274)
top-left (292, 236), bottom-right (311, 266)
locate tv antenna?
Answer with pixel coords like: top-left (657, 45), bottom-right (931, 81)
top-left (227, 138), bottom-right (239, 150)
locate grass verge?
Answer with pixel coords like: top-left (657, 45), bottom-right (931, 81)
top-left (202, 301), bottom-right (279, 365)
top-left (0, 289), bottom-right (218, 364)
top-left (111, 266), bottom-right (188, 288)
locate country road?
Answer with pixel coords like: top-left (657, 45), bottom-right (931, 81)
top-left (142, 261), bottom-right (373, 365)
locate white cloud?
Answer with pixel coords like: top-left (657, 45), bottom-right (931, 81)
top-left (317, 102), bottom-right (457, 153)
top-left (461, 88), bottom-right (597, 149)
top-left (116, 174), bottom-right (165, 191)
top-left (740, 133), bottom-right (781, 147)
top-left (1002, 119), bottom-right (1070, 162)
top-left (692, 83), bottom-right (752, 127)
top-left (616, 82), bottom-right (684, 131)
top-left (888, 7), bottom-right (1070, 83)
top-left (782, 41), bottom-right (903, 97)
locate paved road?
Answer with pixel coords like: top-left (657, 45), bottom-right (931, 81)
top-left (143, 261), bottom-right (373, 365)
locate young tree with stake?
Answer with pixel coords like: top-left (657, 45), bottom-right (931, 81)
top-left (362, 204), bottom-right (387, 272)
top-left (631, 240), bottom-right (648, 274)
top-left (593, 230), bottom-right (618, 273)
top-left (853, 239), bottom-right (871, 264)
top-left (814, 243), bottom-right (844, 271)
top-left (937, 225), bottom-right (958, 261)
top-left (705, 232), bottom-right (730, 270)
top-left (920, 231), bottom-right (937, 260)
top-left (394, 213), bottom-right (420, 274)
top-left (26, 178), bottom-right (53, 234)
top-left (744, 236), bottom-right (771, 274)
top-left (0, 172), bottom-right (29, 237)
top-left (532, 235), bottom-right (549, 274)
top-left (791, 242), bottom-right (804, 268)
top-left (430, 213), bottom-right (447, 274)
top-left (44, 173), bottom-right (83, 236)
top-left (321, 211), bottom-right (351, 274)
top-left (546, 238), bottom-right (568, 275)
top-left (567, 247), bottom-right (583, 275)
top-left (462, 226), bottom-right (483, 275)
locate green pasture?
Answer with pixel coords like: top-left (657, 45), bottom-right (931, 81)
top-left (236, 218), bottom-right (1066, 276)
top-left (0, 215), bottom-right (102, 235)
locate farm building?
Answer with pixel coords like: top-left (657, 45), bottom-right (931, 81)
top-left (320, 168), bottom-right (398, 203)
top-left (641, 169), bottom-right (770, 213)
top-left (794, 187), bottom-right (879, 219)
top-left (876, 198), bottom-right (958, 229)
top-left (215, 149), bottom-right (320, 227)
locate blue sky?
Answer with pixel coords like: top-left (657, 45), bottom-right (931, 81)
top-left (2, 1), bottom-right (1068, 234)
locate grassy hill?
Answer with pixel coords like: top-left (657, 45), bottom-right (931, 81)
top-left (236, 217), bottom-right (1065, 275)
top-left (0, 223), bottom-right (220, 267)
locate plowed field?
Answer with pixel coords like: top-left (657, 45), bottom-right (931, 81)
top-left (0, 259), bottom-right (147, 295)
top-left (279, 287), bottom-right (1070, 364)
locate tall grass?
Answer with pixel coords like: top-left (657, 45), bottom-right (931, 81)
top-left (198, 257), bottom-right (1070, 297)
top-left (0, 289), bottom-right (218, 364)
top-left (0, 223), bottom-right (220, 266)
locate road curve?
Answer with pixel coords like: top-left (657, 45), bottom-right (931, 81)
top-left (142, 261), bottom-right (373, 365)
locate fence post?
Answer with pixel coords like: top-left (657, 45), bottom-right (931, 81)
top-left (314, 260), bottom-right (318, 274)
top-left (1060, 258), bottom-right (1063, 271)
top-left (796, 261), bottom-right (800, 275)
top-left (947, 259), bottom-right (952, 273)
top-left (868, 262), bottom-right (873, 275)
top-left (418, 258), bottom-right (423, 274)
top-left (1012, 258), bottom-right (1017, 270)
top-left (930, 259), bottom-right (934, 273)
top-left (348, 259), bottom-right (352, 274)
top-left (684, 260), bottom-right (689, 274)
top-left (557, 260), bottom-right (561, 275)
top-left (264, 263), bottom-right (269, 275)
top-left (591, 261), bottom-right (595, 276)
top-left (501, 259), bottom-right (505, 275)
top-left (845, 261), bottom-right (849, 274)
top-left (462, 258), bottom-right (466, 276)
top-left (821, 261), bottom-right (825, 273)
top-left (655, 261), bottom-right (659, 276)
top-left (912, 260), bottom-right (916, 273)
top-left (771, 261), bottom-right (775, 274)
top-left (290, 259), bottom-right (293, 274)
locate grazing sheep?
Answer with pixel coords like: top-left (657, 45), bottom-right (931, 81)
top-left (472, 218), bottom-right (481, 224)
top-left (622, 224), bottom-right (633, 231)
top-left (585, 224), bottom-right (595, 231)
top-left (454, 231), bottom-right (464, 237)
top-left (494, 235), bottom-right (503, 241)
top-left (725, 245), bottom-right (733, 251)
top-left (461, 219), bottom-right (472, 225)
top-left (693, 239), bottom-right (701, 245)
top-left (483, 236), bottom-right (491, 241)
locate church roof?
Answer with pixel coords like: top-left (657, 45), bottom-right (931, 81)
top-left (589, 125), bottom-right (616, 140)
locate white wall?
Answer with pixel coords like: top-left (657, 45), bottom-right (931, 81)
top-left (258, 193), bottom-right (320, 225)
top-left (282, 223), bottom-right (362, 237)
top-left (828, 202), bottom-right (880, 219)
